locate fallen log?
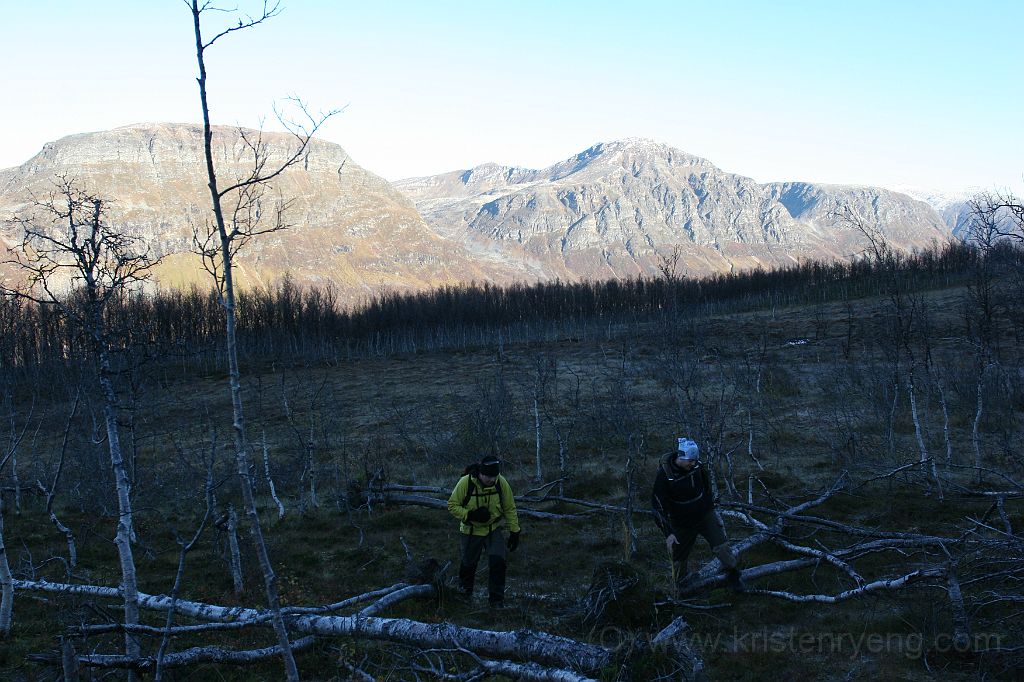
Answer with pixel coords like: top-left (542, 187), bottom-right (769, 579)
top-left (376, 492), bottom-right (590, 520)
top-left (14, 579), bottom-right (613, 673)
top-left (744, 567), bottom-right (945, 603)
top-left (30, 635), bottom-right (318, 670)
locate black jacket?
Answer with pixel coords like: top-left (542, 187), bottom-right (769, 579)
top-left (651, 453), bottom-right (714, 536)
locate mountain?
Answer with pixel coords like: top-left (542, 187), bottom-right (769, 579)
top-left (0, 123), bottom-right (518, 299)
top-left (766, 182), bottom-right (950, 253)
top-left (889, 186), bottom-right (984, 238)
top-left (1, 128), bottom-right (959, 300)
top-left (396, 139), bottom-right (953, 280)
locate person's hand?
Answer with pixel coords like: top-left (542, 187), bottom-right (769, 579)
top-left (467, 507), bottom-right (491, 523)
top-left (507, 531), bottom-right (520, 552)
top-left (665, 534), bottom-right (678, 553)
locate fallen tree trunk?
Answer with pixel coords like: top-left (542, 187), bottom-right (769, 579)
top-left (375, 492), bottom-right (590, 520)
top-left (379, 484), bottom-right (653, 517)
top-left (30, 635), bottom-right (318, 670)
top-left (650, 617), bottom-right (708, 681)
top-left (14, 579), bottom-right (612, 673)
top-left (745, 567), bottom-right (945, 603)
top-left (358, 584), bottom-right (435, 616)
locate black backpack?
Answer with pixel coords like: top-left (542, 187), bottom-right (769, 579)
top-left (460, 462), bottom-right (506, 509)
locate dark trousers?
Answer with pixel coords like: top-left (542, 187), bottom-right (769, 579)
top-left (671, 510), bottom-right (732, 580)
top-left (458, 530), bottom-right (507, 604)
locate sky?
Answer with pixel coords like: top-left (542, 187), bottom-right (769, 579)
top-left (1, 1), bottom-right (1022, 196)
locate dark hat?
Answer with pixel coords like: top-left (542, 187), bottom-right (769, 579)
top-left (479, 456), bottom-right (500, 477)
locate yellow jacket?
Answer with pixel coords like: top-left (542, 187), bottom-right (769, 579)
top-left (447, 473), bottom-right (521, 536)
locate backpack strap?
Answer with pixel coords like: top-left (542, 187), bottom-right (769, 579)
top-left (461, 473), bottom-right (507, 513)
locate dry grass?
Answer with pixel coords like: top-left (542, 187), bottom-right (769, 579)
top-left (2, 282), bottom-right (1022, 680)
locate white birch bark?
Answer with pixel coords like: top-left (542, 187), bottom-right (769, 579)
top-left (40, 482), bottom-right (77, 570)
top-left (227, 505), bottom-right (243, 596)
top-left (98, 349), bottom-right (141, 665)
top-left (261, 429), bottom-right (285, 520)
top-left (747, 567), bottom-right (944, 603)
top-left (907, 369), bottom-right (942, 499)
top-left (946, 568), bottom-right (971, 650)
top-left (189, 3), bottom-right (303, 677)
top-left (555, 429), bottom-right (567, 498)
top-left (937, 379), bottom-right (953, 464)
top-left (650, 617), bottom-right (706, 681)
top-left (0, 497), bottom-right (12, 636)
top-left (76, 636), bottom-right (317, 670)
top-left (465, 659), bottom-right (598, 682)
top-left (9, 450), bottom-right (18, 515)
top-left (533, 396), bottom-right (542, 482)
top-left (357, 584), bottom-right (435, 616)
top-left (13, 579), bottom-right (612, 673)
top-left (973, 375), bottom-right (984, 473)
top-left (40, 393), bottom-right (81, 569)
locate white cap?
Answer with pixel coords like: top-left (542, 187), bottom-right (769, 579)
top-left (676, 438), bottom-right (700, 461)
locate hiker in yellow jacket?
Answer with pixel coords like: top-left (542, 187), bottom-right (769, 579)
top-left (447, 455), bottom-right (520, 606)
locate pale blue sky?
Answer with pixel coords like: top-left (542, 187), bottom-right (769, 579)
top-left (1, 1), bottom-right (1021, 194)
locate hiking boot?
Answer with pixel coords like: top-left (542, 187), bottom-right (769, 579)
top-left (725, 567), bottom-right (746, 593)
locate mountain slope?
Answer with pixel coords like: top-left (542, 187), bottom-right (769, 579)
top-left (767, 182), bottom-right (950, 254)
top-left (397, 139), bottom-right (953, 279)
top-left (0, 123), bottom-right (518, 298)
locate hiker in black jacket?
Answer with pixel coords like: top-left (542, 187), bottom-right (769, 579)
top-left (652, 437), bottom-right (744, 593)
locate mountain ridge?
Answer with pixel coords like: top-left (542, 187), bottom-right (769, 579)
top-left (1, 126), bottom-right (958, 297)
top-left (0, 123), bottom-right (521, 298)
top-left (396, 138), bottom-right (951, 280)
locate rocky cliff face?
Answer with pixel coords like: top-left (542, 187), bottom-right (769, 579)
top-left (0, 123), bottom-right (518, 299)
top-left (1, 128), bottom-right (958, 299)
top-left (397, 139), bottom-right (953, 279)
top-left (766, 182), bottom-right (951, 256)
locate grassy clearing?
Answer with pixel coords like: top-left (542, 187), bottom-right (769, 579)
top-left (2, 281), bottom-right (1023, 680)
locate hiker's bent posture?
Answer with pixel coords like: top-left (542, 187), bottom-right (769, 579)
top-left (447, 455), bottom-right (521, 606)
top-left (652, 438), bottom-right (744, 593)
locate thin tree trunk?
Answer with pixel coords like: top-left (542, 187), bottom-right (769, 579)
top-left (888, 377), bottom-right (900, 459)
top-left (155, 496), bottom-right (212, 681)
top-left (227, 505), bottom-right (244, 596)
top-left (306, 437), bottom-right (318, 510)
top-left (98, 351), bottom-right (140, 667)
top-left (946, 567), bottom-right (971, 650)
top-left (262, 429), bottom-right (285, 520)
top-left (937, 379), bottom-right (953, 465)
top-left (42, 392), bottom-right (81, 569)
top-left (191, 5), bottom-right (299, 677)
top-left (533, 397), bottom-right (542, 482)
top-left (907, 369), bottom-right (942, 499)
top-left (555, 429), bottom-right (567, 498)
top-left (0, 496), bottom-right (13, 636)
top-left (10, 450), bottom-right (18, 515)
top-left (622, 435), bottom-right (642, 560)
top-left (41, 483), bottom-right (77, 570)
top-left (973, 375), bottom-right (984, 477)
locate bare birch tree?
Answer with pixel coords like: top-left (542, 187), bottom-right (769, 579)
top-left (2, 178), bottom-right (158, 664)
top-left (0, 383), bottom-right (31, 635)
top-left (185, 2), bottom-right (338, 679)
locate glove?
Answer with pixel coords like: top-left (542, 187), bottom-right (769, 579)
top-left (467, 507), bottom-right (491, 523)
top-left (507, 531), bottom-right (520, 552)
